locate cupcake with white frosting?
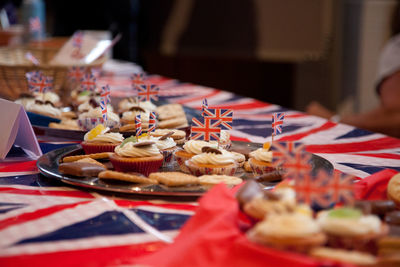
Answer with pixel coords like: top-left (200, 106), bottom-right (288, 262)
top-left (26, 99), bottom-right (62, 119)
top-left (248, 142), bottom-right (275, 176)
top-left (174, 140), bottom-right (218, 173)
top-left (184, 146), bottom-right (238, 176)
top-left (78, 106), bottom-right (120, 130)
top-left (141, 131), bottom-right (178, 167)
top-left (110, 136), bottom-right (164, 176)
top-left (81, 124), bottom-right (124, 154)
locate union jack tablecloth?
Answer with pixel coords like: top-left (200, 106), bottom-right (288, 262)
top-left (1, 60), bottom-right (399, 266)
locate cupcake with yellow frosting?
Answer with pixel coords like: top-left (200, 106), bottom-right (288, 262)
top-left (184, 146), bottom-right (238, 176)
top-left (109, 136), bottom-right (163, 176)
top-left (248, 142), bottom-right (275, 176)
top-left (81, 124), bottom-right (124, 154)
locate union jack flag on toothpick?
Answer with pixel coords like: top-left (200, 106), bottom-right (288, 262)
top-left (271, 141), bottom-right (306, 167)
top-left (201, 98), bottom-right (208, 115)
top-left (136, 84), bottom-right (159, 102)
top-left (101, 85), bottom-right (111, 104)
top-left (135, 114), bottom-right (142, 136)
top-left (80, 73), bottom-right (97, 92)
top-left (72, 31), bottom-right (83, 49)
top-left (190, 117), bottom-right (220, 141)
top-left (131, 73), bottom-right (145, 85)
top-left (272, 112), bottom-right (285, 136)
top-left (29, 16), bottom-right (41, 33)
top-left (68, 66), bottom-right (86, 82)
top-left (203, 108), bottom-right (233, 130)
top-left (25, 52), bottom-right (39, 65)
top-left (100, 97), bottom-right (108, 122)
top-left (26, 71), bottom-right (53, 93)
top-left (148, 112), bottom-right (156, 133)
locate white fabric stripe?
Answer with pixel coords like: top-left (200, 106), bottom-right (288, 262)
top-left (0, 230), bottom-right (179, 257)
top-left (0, 171), bottom-right (38, 177)
top-left (132, 205), bottom-right (194, 216)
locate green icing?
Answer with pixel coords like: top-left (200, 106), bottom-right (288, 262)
top-left (328, 208), bottom-right (362, 219)
top-left (120, 136), bottom-right (136, 148)
top-left (79, 91), bottom-right (91, 96)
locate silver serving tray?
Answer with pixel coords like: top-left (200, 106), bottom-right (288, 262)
top-left (36, 141), bottom-right (333, 197)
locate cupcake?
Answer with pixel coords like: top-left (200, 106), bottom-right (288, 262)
top-left (184, 146), bottom-right (238, 176)
top-left (81, 124), bottom-right (124, 154)
top-left (247, 213), bottom-right (326, 252)
top-left (248, 143), bottom-right (275, 176)
top-left (110, 137), bottom-right (163, 176)
top-left (26, 99), bottom-right (62, 119)
top-left (209, 130), bottom-right (231, 150)
top-left (140, 131), bottom-right (178, 167)
top-left (34, 91), bottom-right (61, 107)
top-left (78, 106), bottom-right (120, 130)
top-left (118, 97), bottom-right (156, 113)
top-left (15, 93), bottom-right (35, 109)
top-left (317, 207), bottom-right (389, 253)
top-left (150, 129), bottom-right (187, 145)
top-left (174, 140), bottom-right (218, 173)
top-left (120, 107), bottom-right (150, 130)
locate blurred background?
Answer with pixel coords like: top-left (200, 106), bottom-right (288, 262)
top-left (1, 0), bottom-right (399, 114)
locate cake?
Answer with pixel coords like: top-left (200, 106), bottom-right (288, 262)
top-left (81, 124), bottom-right (124, 154)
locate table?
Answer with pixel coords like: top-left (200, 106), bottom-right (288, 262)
top-left (1, 60), bottom-right (400, 266)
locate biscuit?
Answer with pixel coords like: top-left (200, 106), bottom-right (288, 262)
top-left (59, 162), bottom-right (106, 177)
top-left (151, 129), bottom-right (186, 140)
top-left (310, 247), bottom-right (377, 266)
top-left (156, 104), bottom-right (185, 120)
top-left (387, 173), bottom-right (400, 207)
top-left (149, 172), bottom-right (199, 186)
top-left (158, 117), bottom-right (188, 129)
top-left (119, 124), bottom-right (136, 132)
top-left (98, 170), bottom-right (158, 184)
top-left (76, 157), bottom-right (107, 169)
top-left (198, 175), bottom-right (243, 186)
top-left (62, 152), bottom-right (114, 163)
top-left (49, 122), bottom-right (80, 131)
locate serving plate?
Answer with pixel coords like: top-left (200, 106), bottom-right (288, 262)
top-left (36, 141), bottom-right (333, 197)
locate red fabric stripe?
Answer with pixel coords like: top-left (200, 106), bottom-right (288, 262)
top-left (0, 161), bottom-right (37, 173)
top-left (115, 200), bottom-right (197, 211)
top-left (230, 136), bottom-right (251, 142)
top-left (0, 242), bottom-right (167, 267)
top-left (175, 89), bottom-right (221, 105)
top-left (351, 153), bottom-right (400, 160)
top-left (0, 187), bottom-right (94, 198)
top-left (279, 121), bottom-right (337, 141)
top-left (307, 137), bottom-right (400, 154)
top-left (0, 201), bottom-right (90, 231)
top-left (210, 100), bottom-right (270, 110)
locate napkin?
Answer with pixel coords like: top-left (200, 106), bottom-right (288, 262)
top-left (354, 168), bottom-right (398, 200)
top-left (133, 184), bottom-right (324, 267)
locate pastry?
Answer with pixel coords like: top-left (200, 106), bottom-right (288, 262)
top-left (174, 140), bottom-right (218, 173)
top-left (248, 143), bottom-right (275, 176)
top-left (109, 138), bottom-right (163, 176)
top-left (310, 247), bottom-right (377, 266)
top-left (26, 99), bottom-right (62, 119)
top-left (98, 170), bottom-right (158, 184)
top-left (59, 161), bottom-right (106, 177)
top-left (149, 171), bottom-right (199, 186)
top-left (158, 116), bottom-right (188, 129)
top-left (247, 213), bottom-right (326, 252)
top-left (62, 152), bottom-right (114, 163)
top-left (354, 200), bottom-right (397, 218)
top-left (198, 174), bottom-right (242, 186)
top-left (185, 146), bottom-right (238, 176)
top-left (317, 207), bottom-right (389, 253)
top-left (150, 129), bottom-right (186, 145)
top-left (77, 105), bottom-right (120, 130)
top-left (141, 132), bottom-right (178, 167)
top-left (387, 173), bottom-right (400, 207)
top-left (156, 103), bottom-right (185, 120)
top-left (81, 124), bottom-right (124, 154)
top-left (235, 180), bottom-right (265, 208)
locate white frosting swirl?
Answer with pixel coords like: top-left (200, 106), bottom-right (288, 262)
top-left (114, 141), bottom-right (161, 157)
top-left (190, 150), bottom-right (236, 165)
top-left (155, 137), bottom-right (176, 150)
top-left (121, 110), bottom-right (150, 123)
top-left (317, 211), bottom-right (381, 236)
top-left (253, 213), bottom-right (321, 238)
top-left (78, 107), bottom-right (120, 123)
top-left (87, 133), bottom-right (124, 143)
top-left (249, 148), bottom-right (273, 162)
top-left (183, 140), bottom-right (218, 155)
top-left (27, 103), bottom-right (62, 118)
top-left (15, 98), bottom-right (35, 109)
top-left (119, 99), bottom-right (156, 112)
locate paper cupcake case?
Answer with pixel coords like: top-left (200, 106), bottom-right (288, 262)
top-left (81, 142), bottom-right (120, 154)
top-left (109, 156), bottom-right (163, 176)
top-left (160, 147), bottom-right (179, 167)
top-left (78, 117), bottom-right (120, 131)
top-left (174, 151), bottom-right (191, 173)
top-left (185, 161), bottom-right (237, 176)
top-left (248, 158), bottom-right (276, 176)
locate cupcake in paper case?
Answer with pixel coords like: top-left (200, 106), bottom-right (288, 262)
top-left (110, 138), bottom-right (163, 176)
top-left (118, 97), bottom-right (157, 113)
top-left (77, 107), bottom-right (120, 130)
top-left (247, 213), bottom-right (326, 253)
top-left (81, 124), bottom-right (124, 154)
top-left (316, 207), bottom-right (389, 254)
top-left (184, 146), bottom-right (238, 176)
top-left (174, 140), bottom-right (218, 173)
top-left (26, 99), bottom-right (62, 119)
top-left (139, 132), bottom-right (178, 167)
top-left (120, 108), bottom-right (150, 130)
top-left (248, 144), bottom-right (275, 176)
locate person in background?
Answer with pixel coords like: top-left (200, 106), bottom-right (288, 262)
top-left (306, 5), bottom-right (400, 138)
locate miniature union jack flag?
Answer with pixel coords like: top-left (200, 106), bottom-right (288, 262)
top-left (136, 84), bottom-right (159, 102)
top-left (26, 71), bottom-right (53, 93)
top-left (190, 117), bottom-right (221, 141)
top-left (272, 112), bottom-right (285, 136)
top-left (148, 112), bottom-right (156, 133)
top-left (29, 16), bottom-right (41, 33)
top-left (271, 141), bottom-right (306, 166)
top-left (131, 73), bottom-right (145, 85)
top-left (203, 108), bottom-right (233, 130)
top-left (80, 73), bottom-right (97, 92)
top-left (100, 97), bottom-right (108, 121)
top-left (25, 52), bottom-right (39, 65)
top-left (101, 85), bottom-right (111, 104)
top-left (68, 66), bottom-right (86, 82)
top-left (317, 170), bottom-right (355, 205)
top-left (72, 31), bottom-right (83, 49)
top-left (135, 114), bottom-right (142, 136)
top-left (201, 98), bottom-right (208, 115)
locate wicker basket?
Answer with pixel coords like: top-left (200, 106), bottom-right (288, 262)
top-left (0, 46), bottom-right (106, 100)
